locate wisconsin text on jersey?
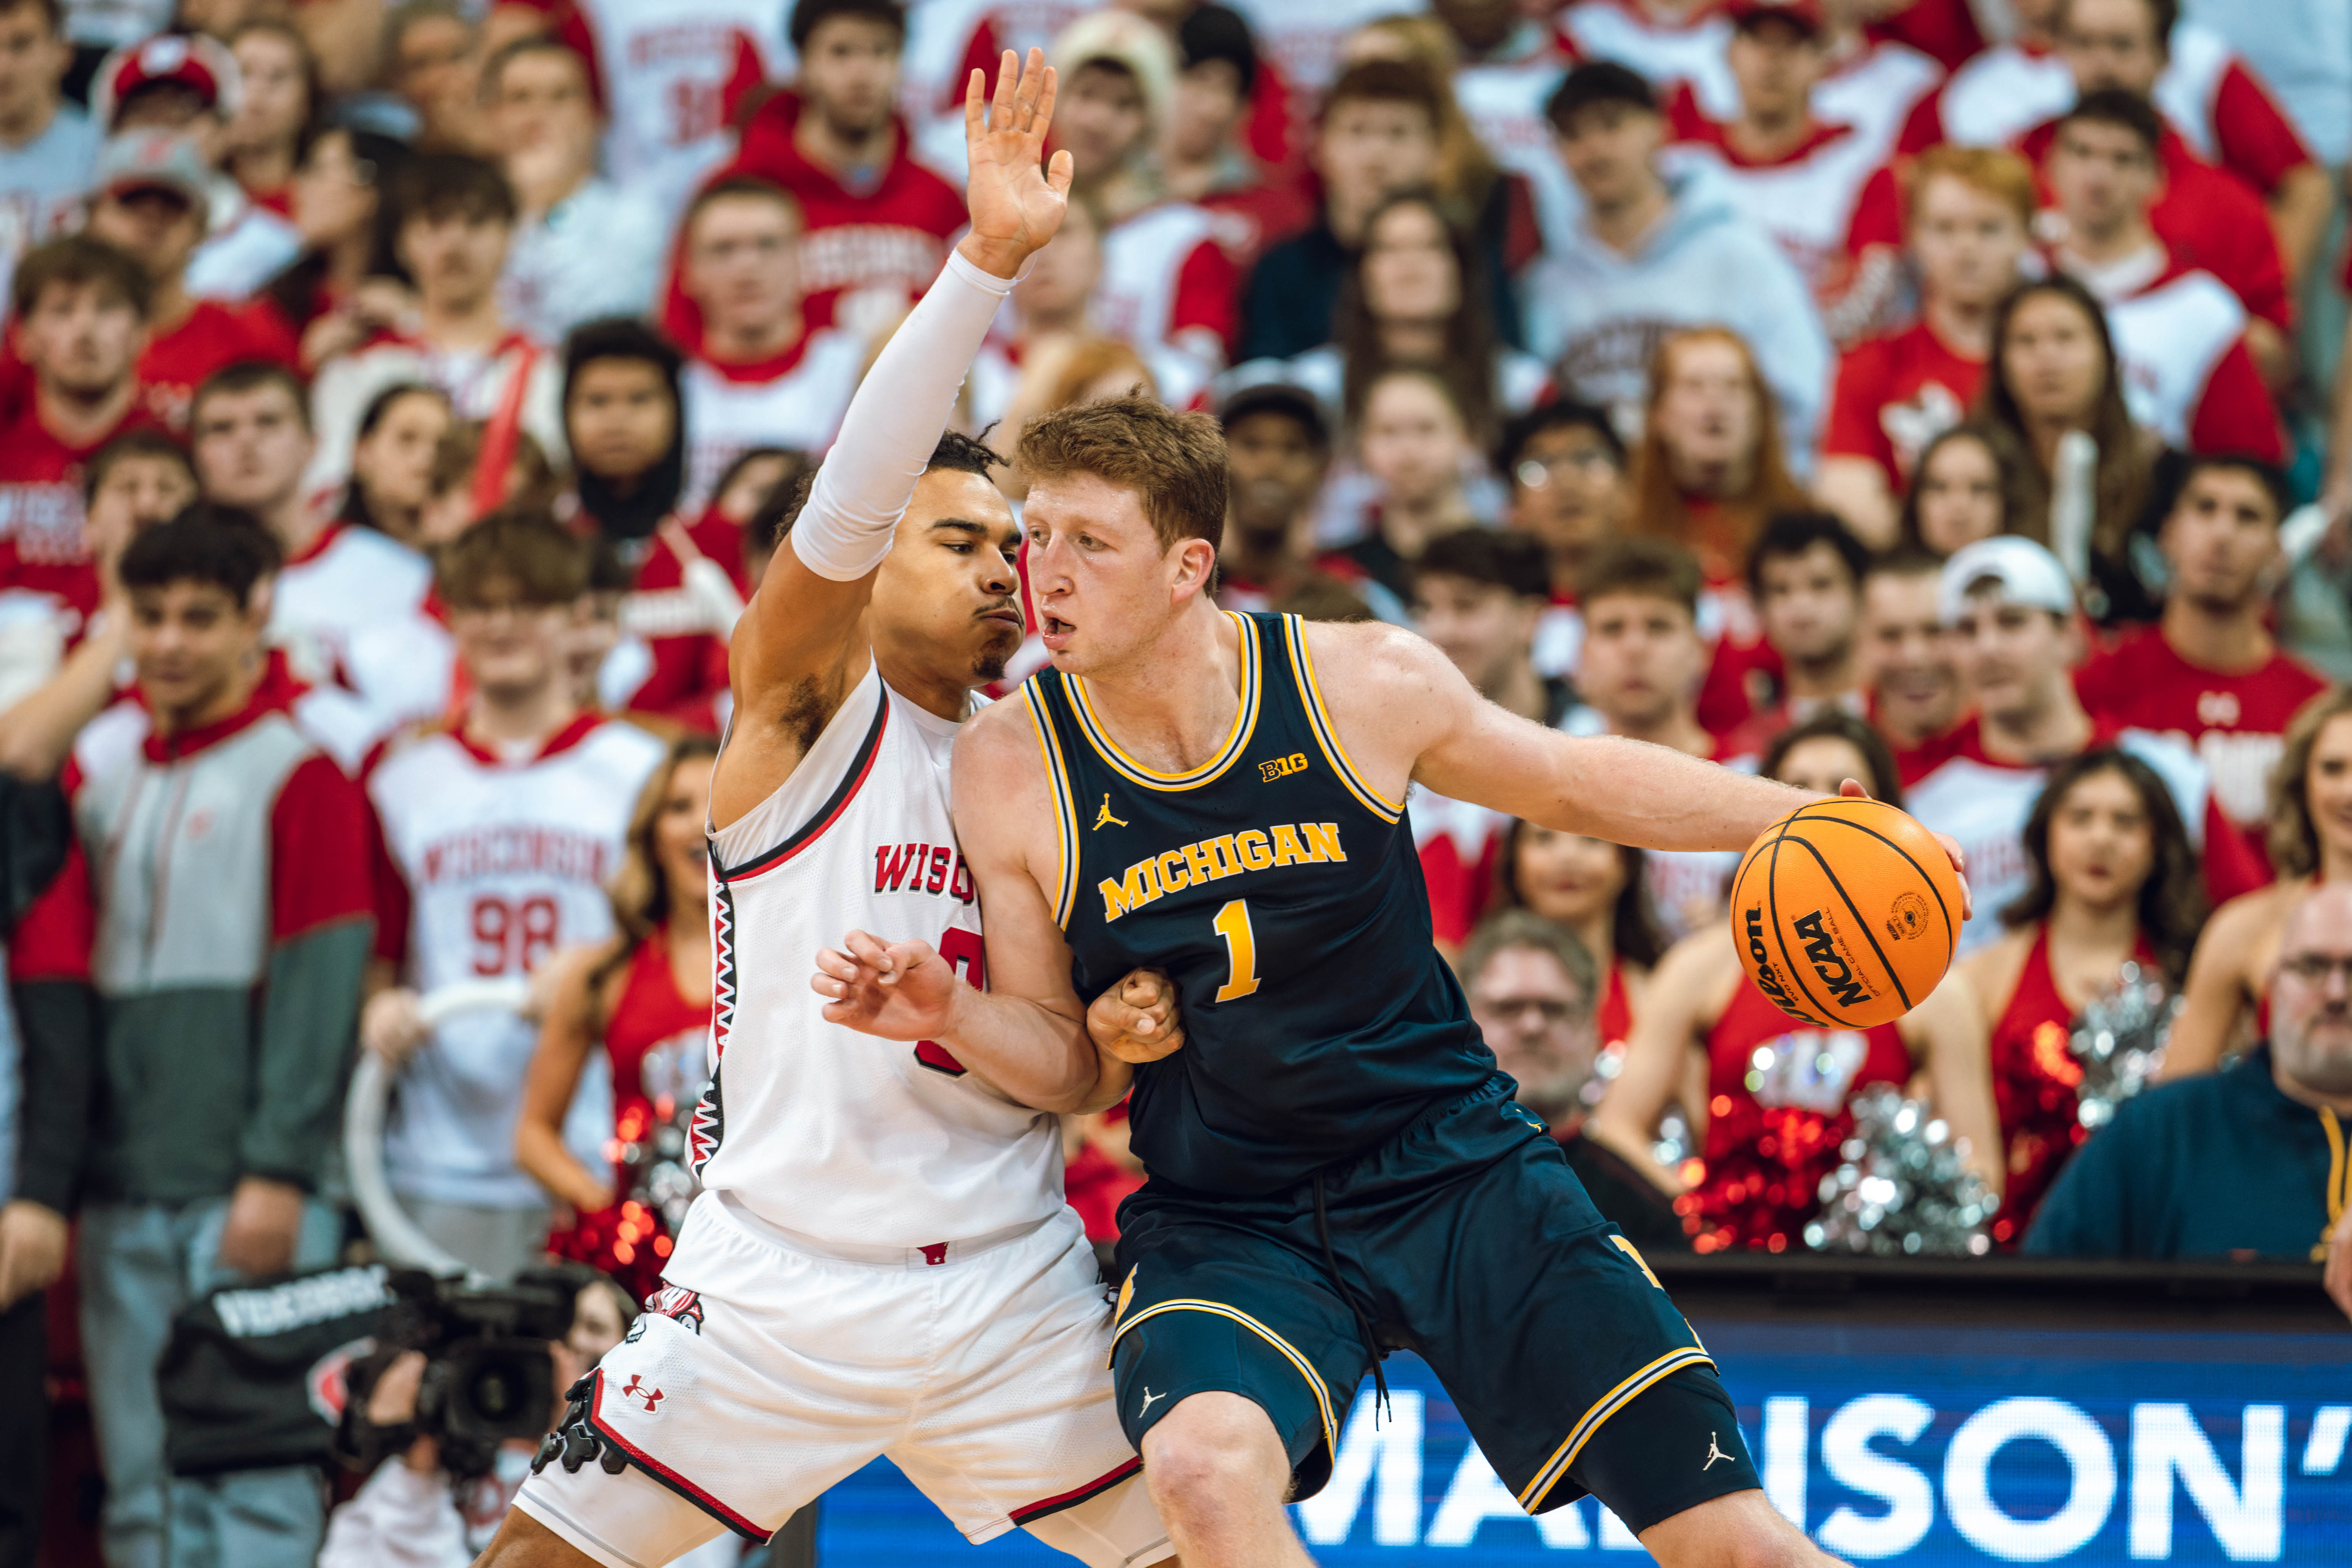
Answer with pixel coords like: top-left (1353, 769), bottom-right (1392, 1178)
top-left (1095, 822), bottom-right (1348, 923)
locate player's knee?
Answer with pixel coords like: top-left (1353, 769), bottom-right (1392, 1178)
top-left (1141, 1393), bottom-right (1288, 1520)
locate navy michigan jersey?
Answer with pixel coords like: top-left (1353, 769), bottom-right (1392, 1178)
top-left (1023, 610), bottom-right (1497, 1195)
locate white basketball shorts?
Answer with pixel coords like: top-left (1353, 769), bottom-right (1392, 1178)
top-left (512, 1197), bottom-right (1171, 1568)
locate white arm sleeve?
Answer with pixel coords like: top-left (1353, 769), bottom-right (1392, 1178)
top-left (788, 247), bottom-right (1025, 582)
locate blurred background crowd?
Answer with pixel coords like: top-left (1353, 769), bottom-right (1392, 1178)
top-left (3, 0), bottom-right (2352, 1562)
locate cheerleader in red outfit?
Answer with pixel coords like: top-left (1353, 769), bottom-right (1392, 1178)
top-left (516, 736), bottom-right (717, 1300)
top-left (1492, 818), bottom-right (1671, 1111)
top-left (1960, 748), bottom-right (2206, 1245)
top-left (1589, 713), bottom-right (2004, 1251)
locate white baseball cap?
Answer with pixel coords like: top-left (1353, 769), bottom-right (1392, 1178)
top-left (1937, 536), bottom-right (2076, 624)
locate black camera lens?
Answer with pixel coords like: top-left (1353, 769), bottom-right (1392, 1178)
top-left (470, 1361), bottom-right (525, 1421)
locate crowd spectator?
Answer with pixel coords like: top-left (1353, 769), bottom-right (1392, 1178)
top-left (69, 506), bottom-right (372, 1568)
top-left (1818, 147), bottom-right (2035, 544)
top-left (1662, 0), bottom-right (1883, 307)
top-left (385, 0), bottom-right (491, 155)
top-left (1406, 527), bottom-right (1559, 947)
top-left (1590, 709), bottom-right (2000, 1252)
top-left (672, 176), bottom-right (863, 507)
top-left (2169, 688), bottom-right (2352, 1077)
top-left (1726, 509), bottom-right (1870, 758)
top-left (716, 0), bottom-right (964, 333)
top-left (2028, 881), bottom-right (2352, 1261)
top-left (1338, 366), bottom-right (1488, 600)
top-left (2076, 455), bottom-right (2326, 870)
top-left (338, 380), bottom-right (451, 546)
top-left (485, 36), bottom-right (668, 347)
top-left (543, 0), bottom-right (782, 195)
top-left (1960, 747), bottom-right (2204, 1245)
top-left (1629, 325), bottom-right (1809, 586)
top-left (519, 736), bottom-right (715, 1302)
top-left (192, 362), bottom-right (453, 766)
top-left (1524, 61), bottom-right (1830, 470)
top-left (222, 21), bottom-right (315, 219)
top-left (2041, 91), bottom-right (2282, 469)
top-left (1560, 538), bottom-right (1742, 939)
top-left (1973, 274), bottom-right (2159, 623)
top-left (1212, 382), bottom-right (1341, 613)
top-left (1899, 421), bottom-right (2032, 554)
top-left (85, 130), bottom-right (290, 435)
top-left (1909, 535), bottom-right (2258, 955)
top-left (0, 0), bottom-right (98, 288)
top-left (363, 513), bottom-right (667, 1281)
top-left (0, 237), bottom-right (157, 664)
top-left (1490, 815), bottom-right (1667, 1073)
top-left (1504, 397), bottom-right (1631, 682)
top-left (307, 151), bottom-right (565, 489)
top-left (562, 318), bottom-right (741, 723)
top-left (1856, 543), bottom-right (1966, 781)
top-left (1461, 908), bottom-right (1687, 1253)
top-left (1241, 58), bottom-right (1443, 363)
top-left (1162, 2), bottom-right (1302, 271)
top-left (1228, 188), bottom-right (1545, 444)
top-left (253, 122), bottom-right (410, 371)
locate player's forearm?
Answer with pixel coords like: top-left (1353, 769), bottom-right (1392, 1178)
top-left (1074, 1048), bottom-right (1135, 1115)
top-left (936, 983), bottom-right (1105, 1113)
top-left (780, 250), bottom-right (1022, 588)
top-left (1547, 737), bottom-right (1813, 853)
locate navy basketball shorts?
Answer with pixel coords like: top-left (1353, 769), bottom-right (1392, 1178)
top-left (1106, 1075), bottom-right (1761, 1536)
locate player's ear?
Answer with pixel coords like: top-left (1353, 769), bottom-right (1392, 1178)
top-left (1167, 536), bottom-right (1218, 602)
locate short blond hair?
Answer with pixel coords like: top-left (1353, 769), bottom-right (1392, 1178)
top-left (1016, 394), bottom-right (1227, 554)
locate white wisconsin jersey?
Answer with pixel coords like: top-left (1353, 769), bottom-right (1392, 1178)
top-left (679, 335), bottom-right (865, 508)
top-left (682, 666), bottom-right (1061, 1255)
top-left (371, 716), bottom-right (669, 1207)
top-left (1095, 202), bottom-right (1222, 408)
top-left (570, 0), bottom-right (788, 185)
top-left (1562, 0), bottom-right (1739, 118)
top-left (2105, 269), bottom-right (2244, 447)
top-left (1907, 730), bottom-right (2209, 957)
top-left (1939, 45), bottom-right (2073, 147)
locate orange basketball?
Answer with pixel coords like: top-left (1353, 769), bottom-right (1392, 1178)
top-left (1729, 797), bottom-right (1964, 1029)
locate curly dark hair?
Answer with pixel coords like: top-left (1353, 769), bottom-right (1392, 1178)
top-left (758, 429), bottom-right (1006, 546)
top-left (2002, 748), bottom-right (2205, 984)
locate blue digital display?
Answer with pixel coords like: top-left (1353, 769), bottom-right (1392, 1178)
top-left (816, 1318), bottom-right (2352, 1564)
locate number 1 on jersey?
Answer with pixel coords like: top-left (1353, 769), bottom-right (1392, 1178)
top-left (1212, 899), bottom-right (1260, 1003)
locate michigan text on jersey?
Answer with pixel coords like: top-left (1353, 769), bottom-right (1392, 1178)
top-left (1097, 823), bottom-right (1347, 923)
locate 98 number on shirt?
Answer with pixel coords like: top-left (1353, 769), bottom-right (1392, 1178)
top-left (471, 894), bottom-right (560, 976)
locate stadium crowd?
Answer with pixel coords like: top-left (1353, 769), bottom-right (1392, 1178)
top-left (2, 0), bottom-right (2352, 1560)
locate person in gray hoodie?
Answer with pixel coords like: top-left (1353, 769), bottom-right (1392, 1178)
top-left (1520, 62), bottom-right (1832, 477)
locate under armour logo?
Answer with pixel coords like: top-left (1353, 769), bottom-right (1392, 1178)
top-left (1139, 1387), bottom-right (1167, 1417)
top-left (1093, 794), bottom-right (1128, 830)
top-left (1702, 1432), bottom-right (1729, 1470)
top-left (621, 1375), bottom-right (665, 1412)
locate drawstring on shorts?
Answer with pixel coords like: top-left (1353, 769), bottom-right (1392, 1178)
top-left (1312, 1172), bottom-right (1390, 1422)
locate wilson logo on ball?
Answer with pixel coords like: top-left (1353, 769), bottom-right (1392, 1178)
top-left (1745, 906), bottom-right (1826, 1027)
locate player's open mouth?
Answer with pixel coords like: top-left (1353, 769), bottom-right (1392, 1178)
top-left (1041, 613), bottom-right (1075, 649)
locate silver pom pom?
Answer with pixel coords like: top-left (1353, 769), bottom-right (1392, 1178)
top-left (1806, 1085), bottom-right (2000, 1257)
top-left (2071, 961), bottom-right (2180, 1129)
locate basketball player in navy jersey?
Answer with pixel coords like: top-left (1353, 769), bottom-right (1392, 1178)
top-left (819, 400), bottom-right (1973, 1565)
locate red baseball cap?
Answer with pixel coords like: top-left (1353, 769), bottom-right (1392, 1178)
top-left (1723, 0), bottom-right (1827, 35)
top-left (93, 34), bottom-right (242, 129)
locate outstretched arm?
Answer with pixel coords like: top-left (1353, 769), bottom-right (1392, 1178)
top-left (718, 51), bottom-right (1072, 817)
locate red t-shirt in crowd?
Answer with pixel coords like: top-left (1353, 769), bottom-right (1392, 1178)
top-left (1864, 0), bottom-right (1986, 73)
top-left (0, 400), bottom-right (162, 647)
top-left (139, 299), bottom-right (295, 435)
top-left (2076, 626), bottom-right (2327, 871)
top-left (609, 509), bottom-right (747, 730)
top-left (664, 93), bottom-right (965, 344)
top-left (1824, 319), bottom-right (1986, 489)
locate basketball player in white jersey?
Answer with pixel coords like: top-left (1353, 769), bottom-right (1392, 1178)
top-left (486, 53), bottom-right (1178, 1568)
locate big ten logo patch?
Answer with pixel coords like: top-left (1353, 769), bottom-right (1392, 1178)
top-left (1259, 751), bottom-right (1310, 783)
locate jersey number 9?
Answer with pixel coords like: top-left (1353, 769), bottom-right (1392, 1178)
top-left (471, 894), bottom-right (560, 976)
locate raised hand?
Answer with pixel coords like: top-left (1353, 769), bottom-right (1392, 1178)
top-left (1090, 967), bottom-right (1185, 1064)
top-left (958, 48), bottom-right (1074, 280)
top-left (813, 930), bottom-right (963, 1041)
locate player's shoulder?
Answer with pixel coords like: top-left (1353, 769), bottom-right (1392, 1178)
top-left (1293, 613), bottom-right (1448, 691)
top-left (955, 684), bottom-right (1044, 770)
